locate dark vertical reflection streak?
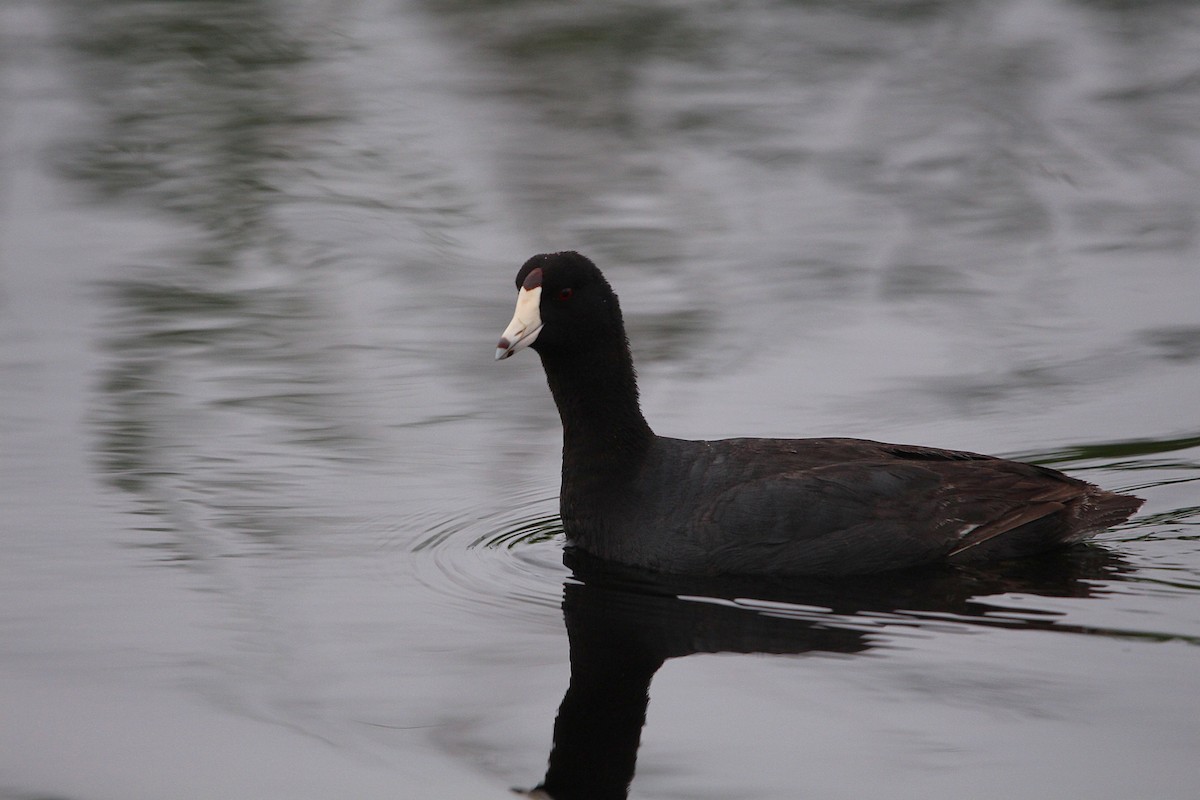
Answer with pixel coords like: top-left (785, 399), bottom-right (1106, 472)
top-left (527, 545), bottom-right (1142, 798)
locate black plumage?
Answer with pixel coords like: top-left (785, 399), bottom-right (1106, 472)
top-left (496, 251), bottom-right (1142, 576)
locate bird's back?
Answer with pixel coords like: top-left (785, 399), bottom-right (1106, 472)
top-left (562, 436), bottom-right (1142, 576)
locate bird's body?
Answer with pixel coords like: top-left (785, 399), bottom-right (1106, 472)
top-left (497, 251), bottom-right (1142, 576)
top-left (564, 434), bottom-right (1138, 575)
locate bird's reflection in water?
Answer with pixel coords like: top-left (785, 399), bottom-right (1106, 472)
top-left (518, 545), bottom-right (1131, 800)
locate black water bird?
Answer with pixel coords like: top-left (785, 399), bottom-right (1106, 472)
top-left (495, 251), bottom-right (1142, 576)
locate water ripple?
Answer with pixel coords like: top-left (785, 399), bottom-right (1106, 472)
top-left (374, 484), bottom-right (569, 625)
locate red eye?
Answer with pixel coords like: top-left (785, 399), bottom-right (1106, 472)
top-left (558, 287), bottom-right (574, 301)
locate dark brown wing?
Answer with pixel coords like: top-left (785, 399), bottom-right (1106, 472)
top-left (698, 457), bottom-right (1138, 575)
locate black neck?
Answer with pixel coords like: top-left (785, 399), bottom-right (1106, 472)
top-left (539, 338), bottom-right (654, 472)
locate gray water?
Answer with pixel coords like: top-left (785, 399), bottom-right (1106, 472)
top-left (2, 1), bottom-right (1199, 798)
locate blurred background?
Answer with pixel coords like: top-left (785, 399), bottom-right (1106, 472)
top-left (2, 1), bottom-right (1198, 798)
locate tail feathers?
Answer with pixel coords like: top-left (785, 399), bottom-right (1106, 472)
top-left (1071, 488), bottom-right (1144, 541)
top-left (950, 485), bottom-right (1142, 563)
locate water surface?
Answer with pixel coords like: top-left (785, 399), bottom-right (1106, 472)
top-left (2, 1), bottom-right (1198, 798)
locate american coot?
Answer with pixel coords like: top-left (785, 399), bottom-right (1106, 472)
top-left (495, 251), bottom-right (1143, 576)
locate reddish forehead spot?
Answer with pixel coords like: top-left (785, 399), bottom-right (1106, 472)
top-left (522, 267), bottom-right (543, 291)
